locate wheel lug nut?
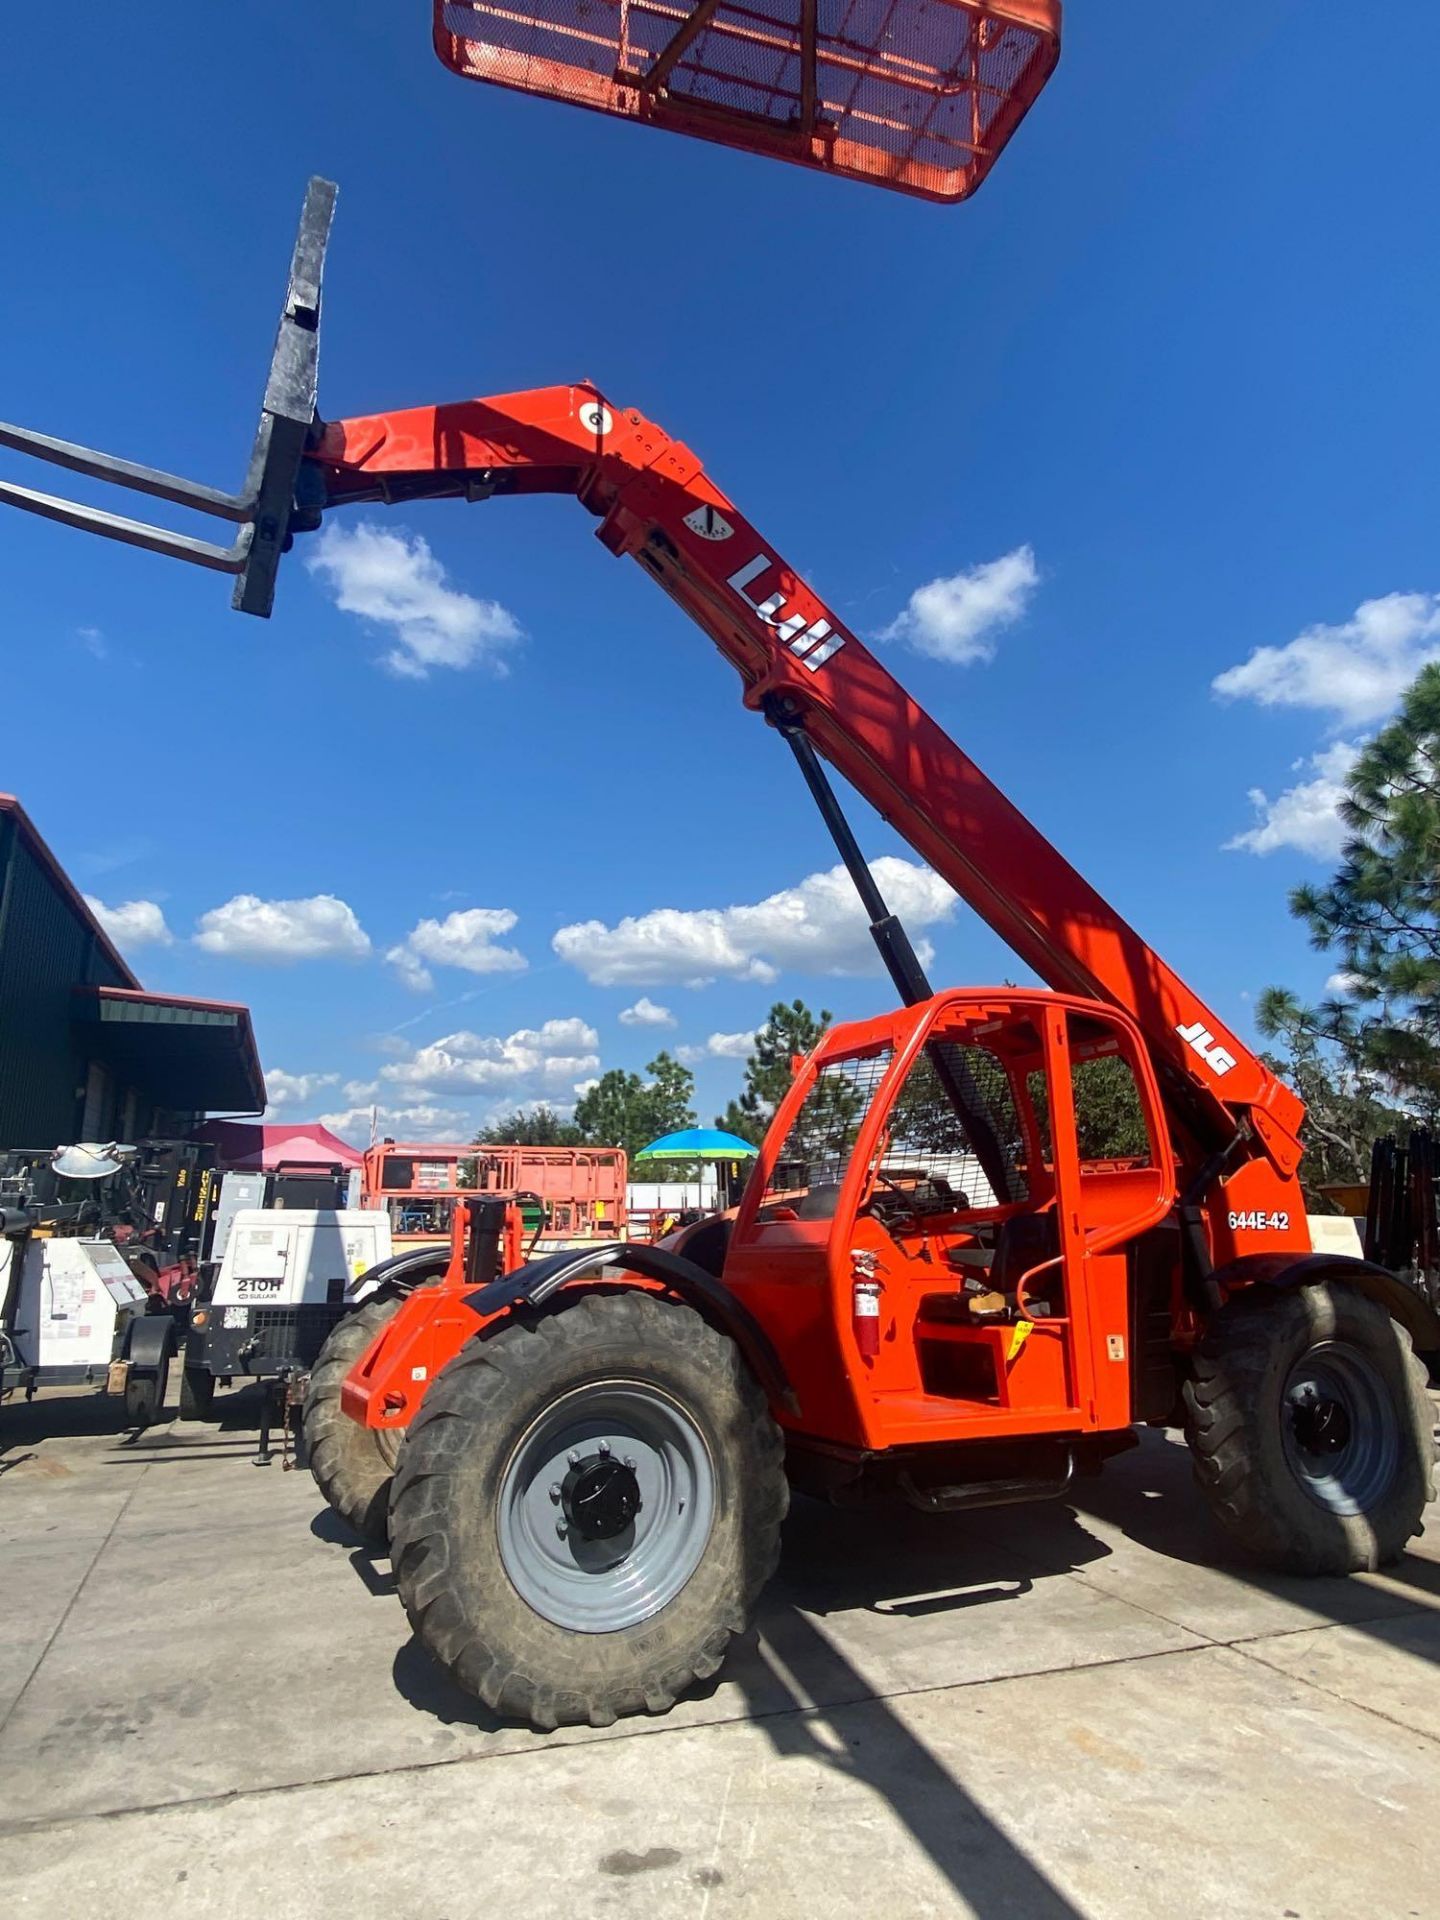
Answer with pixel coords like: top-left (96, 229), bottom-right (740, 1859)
top-left (567, 1450), bottom-right (581, 1467)
top-left (624, 1456), bottom-right (636, 1471)
top-left (556, 1520), bottom-right (568, 1537)
top-left (548, 1483), bottom-right (561, 1502)
top-left (598, 1440), bottom-right (610, 1456)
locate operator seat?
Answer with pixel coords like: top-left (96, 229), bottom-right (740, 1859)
top-left (988, 1210), bottom-right (1061, 1302)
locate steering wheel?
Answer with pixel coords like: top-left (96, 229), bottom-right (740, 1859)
top-left (869, 1169), bottom-right (923, 1227)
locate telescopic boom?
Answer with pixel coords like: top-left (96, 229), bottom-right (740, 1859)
top-left (0, 179), bottom-right (1303, 1192)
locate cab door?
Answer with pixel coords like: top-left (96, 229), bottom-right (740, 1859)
top-left (1043, 1003), bottom-right (1178, 1432)
top-left (830, 1000), bottom-right (1081, 1447)
top-left (820, 996), bottom-right (1175, 1450)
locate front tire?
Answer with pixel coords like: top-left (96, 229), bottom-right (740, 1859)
top-left (303, 1296), bottom-right (405, 1548)
top-left (1185, 1282), bottom-right (1435, 1572)
top-left (389, 1292), bottom-right (787, 1731)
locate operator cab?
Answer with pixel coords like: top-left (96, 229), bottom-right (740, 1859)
top-left (728, 990), bottom-right (1177, 1450)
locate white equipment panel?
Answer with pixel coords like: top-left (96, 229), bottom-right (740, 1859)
top-left (212, 1210), bottom-right (392, 1308)
top-left (2, 1237), bottom-right (149, 1372)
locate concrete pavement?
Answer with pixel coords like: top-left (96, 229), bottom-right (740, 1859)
top-left (1, 1385), bottom-right (1437, 1917)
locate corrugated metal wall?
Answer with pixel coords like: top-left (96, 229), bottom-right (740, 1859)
top-left (0, 814), bottom-right (132, 1147)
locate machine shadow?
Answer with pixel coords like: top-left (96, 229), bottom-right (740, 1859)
top-left (768, 1489), bottom-right (1106, 1619)
top-left (1065, 1427), bottom-right (1440, 1649)
top-left (380, 1498), bottom-right (1089, 1911)
top-left (0, 1387), bottom-right (141, 1456)
top-left (308, 1506), bottom-right (399, 1593)
top-left (358, 1410), bottom-right (1440, 1912)
top-left (382, 1486), bottom-right (1113, 1743)
top-left (72, 1383), bottom-right (307, 1464)
top-left (728, 1493), bottom-right (1089, 1917)
top-left (738, 1608), bottom-right (1084, 1920)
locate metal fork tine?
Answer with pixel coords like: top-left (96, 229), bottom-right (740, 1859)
top-left (0, 422), bottom-right (250, 521)
top-left (0, 174), bottom-right (336, 615)
top-left (0, 479), bottom-right (248, 572)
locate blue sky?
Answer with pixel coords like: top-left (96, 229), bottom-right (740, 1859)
top-left (2, 3), bottom-right (1437, 1144)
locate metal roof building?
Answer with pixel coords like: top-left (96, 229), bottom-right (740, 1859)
top-left (0, 796), bottom-right (264, 1147)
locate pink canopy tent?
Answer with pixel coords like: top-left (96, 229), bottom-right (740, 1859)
top-left (192, 1120), bottom-right (363, 1173)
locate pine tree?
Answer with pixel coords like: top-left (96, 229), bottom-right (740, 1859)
top-left (715, 999), bottom-right (832, 1144)
top-left (472, 1105), bottom-right (584, 1148)
top-left (574, 1052), bottom-right (696, 1160)
top-left (1255, 991), bottom-right (1405, 1200)
top-left (1278, 661), bottom-right (1440, 1116)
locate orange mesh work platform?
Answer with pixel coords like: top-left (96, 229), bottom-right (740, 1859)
top-left (433, 0), bottom-right (1060, 202)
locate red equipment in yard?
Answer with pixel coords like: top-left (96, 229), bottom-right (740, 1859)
top-left (433, 0), bottom-right (1061, 202)
top-left (1, 181), bottom-right (1436, 1734)
top-left (361, 1139), bottom-right (627, 1247)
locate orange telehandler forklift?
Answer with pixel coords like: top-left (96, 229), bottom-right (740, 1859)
top-left (1, 180), bottom-right (1436, 1732)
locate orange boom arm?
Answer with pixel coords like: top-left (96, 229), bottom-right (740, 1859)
top-left (311, 381), bottom-right (1303, 1186)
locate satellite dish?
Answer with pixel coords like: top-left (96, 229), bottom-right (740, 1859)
top-left (51, 1142), bottom-right (139, 1181)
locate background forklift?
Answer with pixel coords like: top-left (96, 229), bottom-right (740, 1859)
top-left (0, 3), bottom-right (1434, 1732)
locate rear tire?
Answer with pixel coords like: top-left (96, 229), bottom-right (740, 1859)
top-left (1185, 1282), bottom-right (1435, 1572)
top-left (389, 1292), bottom-right (787, 1731)
top-left (303, 1296), bottom-right (404, 1549)
top-left (178, 1364), bottom-right (216, 1423)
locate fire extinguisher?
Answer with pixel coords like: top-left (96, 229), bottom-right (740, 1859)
top-left (851, 1250), bottom-right (882, 1360)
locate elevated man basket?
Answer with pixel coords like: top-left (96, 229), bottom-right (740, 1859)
top-left (433, 0), bottom-right (1060, 202)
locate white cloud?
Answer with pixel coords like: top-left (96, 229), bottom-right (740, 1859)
top-left (879, 545), bottom-right (1038, 666)
top-left (77, 625), bottom-right (108, 660)
top-left (704, 1030), bottom-right (756, 1059)
top-left (385, 907), bottom-right (527, 993)
top-left (477, 1094), bottom-right (581, 1129)
top-left (84, 895), bottom-right (172, 950)
top-left (1212, 591), bottom-right (1440, 728)
top-left (677, 1032), bottom-right (756, 1065)
top-left (305, 521), bottom-right (521, 679)
top-left (618, 996), bottom-right (675, 1028)
top-left (554, 858), bottom-right (956, 987)
top-left (386, 947), bottom-right (432, 993)
top-left (318, 1100), bottom-right (467, 1146)
top-left (194, 893), bottom-right (371, 962)
top-left (382, 1017), bottom-right (601, 1101)
top-left (322, 1023), bottom-right (608, 1144)
top-left (1224, 741), bottom-right (1359, 858)
top-left (264, 1068), bottom-right (340, 1111)
top-left (1325, 972), bottom-right (1363, 996)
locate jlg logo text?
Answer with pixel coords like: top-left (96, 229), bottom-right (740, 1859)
top-left (728, 555), bottom-right (846, 672)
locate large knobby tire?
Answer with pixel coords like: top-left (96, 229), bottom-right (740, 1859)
top-left (304, 1296), bottom-right (405, 1549)
top-left (1185, 1282), bottom-right (1436, 1573)
top-left (389, 1292), bottom-right (788, 1731)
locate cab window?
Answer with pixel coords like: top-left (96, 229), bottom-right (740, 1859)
top-left (759, 1047), bottom-right (893, 1223)
top-left (1027, 1044), bottom-right (1154, 1170)
top-left (881, 1039), bottom-right (1033, 1216)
